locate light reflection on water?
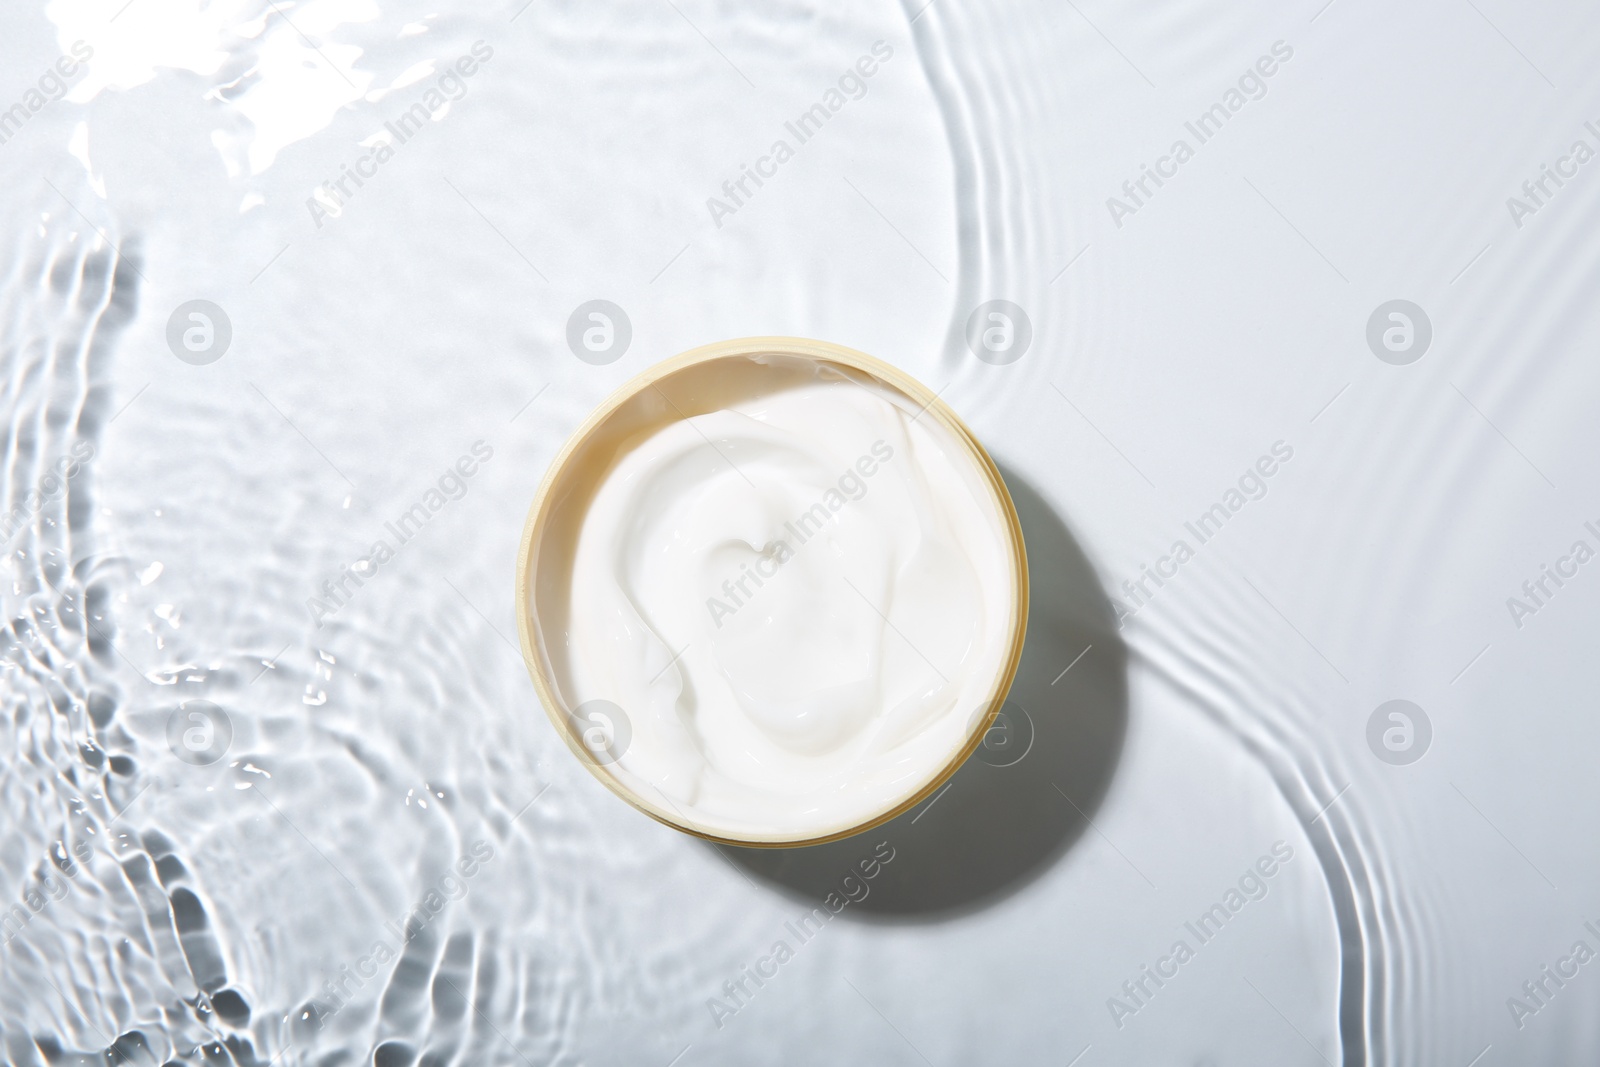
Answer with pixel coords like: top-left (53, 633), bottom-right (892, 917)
top-left (3, 0), bottom-right (1599, 1063)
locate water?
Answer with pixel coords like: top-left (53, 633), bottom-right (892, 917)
top-left (4, 0), bottom-right (1600, 1063)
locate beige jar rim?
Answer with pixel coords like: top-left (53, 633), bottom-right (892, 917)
top-left (514, 336), bottom-right (1029, 847)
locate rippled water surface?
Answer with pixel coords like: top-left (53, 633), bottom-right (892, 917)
top-left (4, 0), bottom-right (1600, 1063)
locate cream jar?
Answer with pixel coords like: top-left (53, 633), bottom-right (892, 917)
top-left (516, 338), bottom-right (1027, 845)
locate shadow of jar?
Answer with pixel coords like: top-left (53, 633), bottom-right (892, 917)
top-left (723, 463), bottom-right (1129, 921)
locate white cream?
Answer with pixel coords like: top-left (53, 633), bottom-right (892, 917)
top-left (559, 368), bottom-right (1015, 840)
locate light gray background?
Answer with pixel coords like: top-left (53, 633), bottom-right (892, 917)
top-left (1, 0), bottom-right (1597, 1064)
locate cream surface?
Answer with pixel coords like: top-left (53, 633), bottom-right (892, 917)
top-left (561, 372), bottom-right (1015, 839)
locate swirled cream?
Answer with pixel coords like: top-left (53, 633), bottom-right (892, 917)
top-left (539, 356), bottom-right (1018, 840)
